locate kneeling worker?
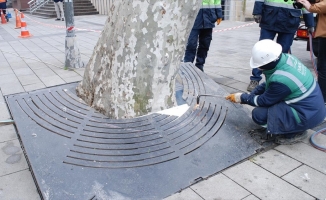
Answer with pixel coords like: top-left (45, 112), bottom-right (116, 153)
top-left (226, 39), bottom-right (326, 144)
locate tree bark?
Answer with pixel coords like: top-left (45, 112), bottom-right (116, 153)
top-left (76, 0), bottom-right (201, 119)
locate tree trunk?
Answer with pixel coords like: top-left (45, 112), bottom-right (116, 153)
top-left (76, 0), bottom-right (201, 119)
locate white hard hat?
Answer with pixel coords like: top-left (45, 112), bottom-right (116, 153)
top-left (249, 39), bottom-right (282, 68)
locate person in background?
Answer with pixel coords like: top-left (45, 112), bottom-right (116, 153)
top-left (226, 39), bottom-right (325, 145)
top-left (246, 0), bottom-right (315, 92)
top-left (183, 0), bottom-right (223, 72)
top-left (54, 0), bottom-right (64, 21)
top-left (298, 0), bottom-right (326, 103)
top-left (0, 0), bottom-right (7, 21)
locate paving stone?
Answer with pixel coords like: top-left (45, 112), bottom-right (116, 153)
top-left (0, 83), bottom-right (25, 95)
top-left (0, 169), bottom-right (41, 200)
top-left (0, 104), bottom-right (11, 120)
top-left (0, 139), bottom-right (29, 177)
top-left (275, 143), bottom-right (326, 175)
top-left (0, 125), bottom-right (17, 143)
top-left (5, 57), bottom-right (25, 64)
top-left (23, 82), bottom-right (46, 92)
top-left (251, 149), bottom-right (302, 177)
top-left (242, 195), bottom-right (260, 200)
top-left (227, 81), bottom-right (250, 93)
top-left (26, 61), bottom-right (49, 70)
top-left (33, 68), bottom-right (57, 77)
top-left (0, 90), bottom-right (10, 120)
top-left (191, 173), bottom-right (250, 200)
top-left (0, 74), bottom-right (19, 85)
top-left (0, 62), bottom-right (11, 68)
top-left (53, 69), bottom-right (81, 79)
top-left (14, 68), bottom-right (35, 76)
top-left (282, 165), bottom-right (326, 200)
top-left (223, 161), bottom-right (314, 200)
top-left (0, 67), bottom-right (14, 76)
top-left (40, 75), bottom-right (66, 87)
top-left (9, 62), bottom-right (29, 70)
top-left (62, 76), bottom-right (83, 83)
top-left (163, 188), bottom-right (203, 200)
top-left (16, 52), bottom-right (38, 60)
top-left (18, 74), bottom-right (41, 86)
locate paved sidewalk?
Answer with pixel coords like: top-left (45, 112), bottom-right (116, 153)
top-left (1, 9), bottom-right (326, 200)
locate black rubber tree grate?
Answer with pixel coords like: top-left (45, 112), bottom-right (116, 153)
top-left (6, 63), bottom-right (263, 199)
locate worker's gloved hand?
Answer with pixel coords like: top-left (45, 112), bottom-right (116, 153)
top-left (225, 93), bottom-right (242, 103)
top-left (308, 27), bottom-right (315, 34)
top-left (253, 15), bottom-right (262, 23)
top-left (216, 18), bottom-right (222, 25)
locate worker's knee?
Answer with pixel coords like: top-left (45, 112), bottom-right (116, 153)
top-left (252, 107), bottom-right (268, 125)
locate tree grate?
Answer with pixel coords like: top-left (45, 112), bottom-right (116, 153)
top-left (6, 63), bottom-right (264, 200)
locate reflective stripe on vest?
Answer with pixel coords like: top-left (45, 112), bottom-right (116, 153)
top-left (273, 70), bottom-right (308, 93)
top-left (254, 95), bottom-right (259, 107)
top-left (202, 0), bottom-right (222, 9)
top-left (264, 0), bottom-right (298, 9)
top-left (285, 80), bottom-right (316, 104)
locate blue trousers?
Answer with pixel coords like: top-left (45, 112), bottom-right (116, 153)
top-left (250, 28), bottom-right (295, 82)
top-left (252, 106), bottom-right (308, 136)
top-left (184, 28), bottom-right (213, 71)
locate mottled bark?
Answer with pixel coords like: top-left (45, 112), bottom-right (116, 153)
top-left (76, 0), bottom-right (201, 119)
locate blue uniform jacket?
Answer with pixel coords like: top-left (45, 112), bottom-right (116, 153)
top-left (253, 1), bottom-right (314, 33)
top-left (193, 6), bottom-right (223, 29)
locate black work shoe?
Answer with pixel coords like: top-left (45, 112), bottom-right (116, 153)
top-left (247, 80), bottom-right (259, 92)
top-left (249, 127), bottom-right (276, 144)
top-left (249, 127), bottom-right (276, 145)
top-left (55, 18), bottom-right (61, 21)
top-left (249, 127), bottom-right (267, 136)
top-left (275, 131), bottom-right (308, 145)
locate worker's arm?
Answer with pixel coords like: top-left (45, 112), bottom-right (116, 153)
top-left (252, 0), bottom-right (264, 23)
top-left (215, 0), bottom-right (223, 25)
top-left (250, 82), bottom-right (266, 95)
top-left (241, 82), bottom-right (292, 107)
top-left (302, 12), bottom-right (315, 32)
top-left (252, 0), bottom-right (264, 15)
top-left (299, 0), bottom-right (326, 13)
top-left (309, 0), bottom-right (326, 13)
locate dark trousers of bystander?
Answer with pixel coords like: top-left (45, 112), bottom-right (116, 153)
top-left (0, 2), bottom-right (6, 15)
top-left (184, 28), bottom-right (213, 72)
top-left (317, 37), bottom-right (326, 103)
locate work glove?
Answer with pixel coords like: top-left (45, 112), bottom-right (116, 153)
top-left (308, 27), bottom-right (315, 34)
top-left (216, 18), bottom-right (222, 25)
top-left (253, 15), bottom-right (262, 23)
top-left (225, 93), bottom-right (242, 103)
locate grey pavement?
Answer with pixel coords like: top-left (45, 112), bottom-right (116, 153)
top-left (1, 9), bottom-right (326, 200)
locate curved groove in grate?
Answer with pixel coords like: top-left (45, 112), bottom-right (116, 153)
top-left (179, 63), bottom-right (207, 105)
top-left (32, 94), bottom-right (83, 124)
top-left (63, 100), bottom-right (226, 168)
top-left (15, 98), bottom-right (73, 138)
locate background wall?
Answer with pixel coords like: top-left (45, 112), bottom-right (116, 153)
top-left (90, 0), bottom-right (254, 22)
